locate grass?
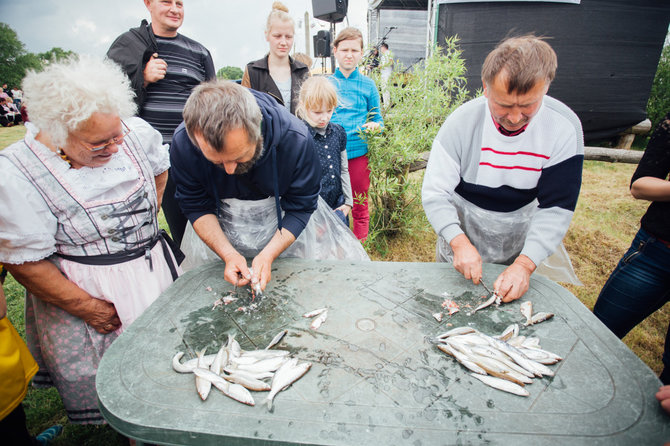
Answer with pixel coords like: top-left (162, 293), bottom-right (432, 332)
top-left (1, 125), bottom-right (666, 444)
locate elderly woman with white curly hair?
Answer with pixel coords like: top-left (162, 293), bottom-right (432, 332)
top-left (0, 56), bottom-right (182, 424)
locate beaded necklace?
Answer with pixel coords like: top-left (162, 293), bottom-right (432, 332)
top-left (56, 147), bottom-right (71, 166)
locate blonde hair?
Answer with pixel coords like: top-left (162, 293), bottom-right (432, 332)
top-left (265, 1), bottom-right (294, 34)
top-left (296, 76), bottom-right (338, 127)
top-left (333, 27), bottom-right (364, 50)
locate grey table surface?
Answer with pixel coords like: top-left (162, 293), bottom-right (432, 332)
top-left (96, 259), bottom-right (669, 445)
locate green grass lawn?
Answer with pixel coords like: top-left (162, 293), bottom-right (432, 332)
top-left (1, 125), bottom-right (666, 444)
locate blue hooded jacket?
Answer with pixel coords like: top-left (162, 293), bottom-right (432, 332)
top-left (170, 89), bottom-right (321, 238)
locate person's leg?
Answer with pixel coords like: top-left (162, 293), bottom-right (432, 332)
top-left (161, 170), bottom-right (188, 247)
top-left (347, 155), bottom-right (370, 241)
top-left (661, 320), bottom-right (670, 385)
top-left (0, 404), bottom-right (35, 445)
top-left (593, 229), bottom-right (670, 340)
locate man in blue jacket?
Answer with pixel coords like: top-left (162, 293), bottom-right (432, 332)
top-left (170, 80), bottom-right (321, 291)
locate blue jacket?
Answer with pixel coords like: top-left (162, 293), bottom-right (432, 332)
top-left (170, 90), bottom-right (321, 238)
top-left (329, 68), bottom-right (383, 160)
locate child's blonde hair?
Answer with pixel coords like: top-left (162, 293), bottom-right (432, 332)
top-left (265, 1), bottom-right (294, 34)
top-left (296, 76), bottom-right (338, 127)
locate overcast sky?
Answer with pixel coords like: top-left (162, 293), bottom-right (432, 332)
top-left (2, 0), bottom-right (369, 71)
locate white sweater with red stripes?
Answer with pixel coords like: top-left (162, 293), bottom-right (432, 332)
top-left (422, 95), bottom-right (584, 266)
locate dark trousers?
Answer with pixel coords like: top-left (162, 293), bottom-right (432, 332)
top-left (0, 404), bottom-right (38, 446)
top-left (162, 170), bottom-right (187, 247)
top-left (593, 228), bottom-right (670, 383)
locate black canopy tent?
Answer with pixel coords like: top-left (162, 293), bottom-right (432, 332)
top-left (370, 0), bottom-right (670, 142)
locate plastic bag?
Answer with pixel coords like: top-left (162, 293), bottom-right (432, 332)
top-left (436, 192), bottom-right (581, 285)
top-left (180, 196), bottom-right (369, 271)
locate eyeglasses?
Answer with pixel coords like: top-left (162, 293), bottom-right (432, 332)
top-left (79, 125), bottom-right (132, 152)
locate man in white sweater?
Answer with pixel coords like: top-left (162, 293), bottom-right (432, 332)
top-left (422, 35), bottom-right (584, 302)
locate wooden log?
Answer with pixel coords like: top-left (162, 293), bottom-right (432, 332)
top-left (584, 146), bottom-right (643, 164)
top-left (616, 119), bottom-right (652, 149)
top-left (406, 146), bottom-right (642, 173)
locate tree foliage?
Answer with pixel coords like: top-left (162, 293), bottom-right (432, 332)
top-left (217, 65), bottom-right (244, 80)
top-left (647, 41), bottom-right (670, 131)
top-left (0, 23), bottom-right (76, 88)
top-left (38, 47), bottom-right (76, 65)
top-left (364, 37), bottom-right (471, 254)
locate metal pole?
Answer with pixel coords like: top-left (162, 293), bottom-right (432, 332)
top-left (304, 11), bottom-right (310, 57)
top-left (330, 22), bottom-right (336, 74)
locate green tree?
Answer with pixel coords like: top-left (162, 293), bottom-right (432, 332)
top-left (38, 47), bottom-right (76, 65)
top-left (0, 22), bottom-right (28, 87)
top-left (217, 65), bottom-right (244, 80)
top-left (647, 42), bottom-right (670, 131)
top-left (364, 37), bottom-right (471, 253)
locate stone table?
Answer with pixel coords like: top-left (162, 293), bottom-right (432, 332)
top-left (96, 259), bottom-right (669, 445)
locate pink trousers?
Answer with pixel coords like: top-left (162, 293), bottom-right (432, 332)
top-left (348, 155), bottom-right (370, 241)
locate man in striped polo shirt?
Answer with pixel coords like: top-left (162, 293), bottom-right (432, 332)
top-left (422, 35), bottom-right (584, 302)
top-left (107, 0), bottom-right (215, 246)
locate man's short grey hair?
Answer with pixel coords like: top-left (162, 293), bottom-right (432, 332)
top-left (22, 55), bottom-right (137, 147)
top-left (183, 80), bottom-right (262, 151)
top-left (481, 34), bottom-right (557, 94)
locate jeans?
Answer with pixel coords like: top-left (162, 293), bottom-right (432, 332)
top-left (593, 228), bottom-right (670, 383)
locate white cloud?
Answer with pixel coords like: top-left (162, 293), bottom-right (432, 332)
top-left (71, 19), bottom-right (96, 35)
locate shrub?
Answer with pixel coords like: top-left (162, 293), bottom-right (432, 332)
top-left (647, 40), bottom-right (670, 131)
top-left (364, 37), bottom-right (471, 254)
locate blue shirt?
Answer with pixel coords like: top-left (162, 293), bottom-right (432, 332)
top-left (329, 68), bottom-right (383, 160)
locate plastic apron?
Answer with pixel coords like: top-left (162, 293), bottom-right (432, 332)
top-left (436, 193), bottom-right (581, 285)
top-left (180, 196), bottom-right (369, 271)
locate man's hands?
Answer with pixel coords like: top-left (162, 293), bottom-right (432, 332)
top-left (493, 255), bottom-right (536, 303)
top-left (656, 385), bottom-right (670, 415)
top-left (450, 234), bottom-right (535, 302)
top-left (251, 253), bottom-right (273, 293)
top-left (82, 298), bottom-right (121, 334)
top-left (450, 234), bottom-right (483, 285)
top-left (143, 53), bottom-right (167, 87)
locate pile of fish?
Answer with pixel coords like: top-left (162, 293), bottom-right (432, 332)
top-left (171, 331), bottom-right (310, 409)
top-left (434, 324), bottom-right (562, 397)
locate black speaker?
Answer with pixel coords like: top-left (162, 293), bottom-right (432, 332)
top-left (312, 0), bottom-right (347, 23)
top-left (313, 30), bottom-right (331, 57)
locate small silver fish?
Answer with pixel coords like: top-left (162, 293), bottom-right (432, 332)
top-left (264, 358), bottom-right (312, 409)
top-left (209, 344), bottom-right (229, 375)
top-left (303, 308), bottom-right (327, 318)
top-left (470, 373), bottom-right (530, 397)
top-left (520, 301), bottom-right (533, 325)
top-left (193, 367), bottom-right (255, 406)
top-left (222, 372), bottom-right (272, 392)
top-left (195, 348), bottom-right (212, 401)
top-left (310, 309), bottom-right (328, 330)
top-left (248, 267), bottom-right (263, 300)
top-left (265, 329), bottom-right (288, 350)
top-left (436, 326), bottom-right (476, 339)
top-left (525, 312), bottom-right (555, 326)
top-left (432, 312), bottom-right (443, 322)
top-left (469, 294), bottom-right (498, 316)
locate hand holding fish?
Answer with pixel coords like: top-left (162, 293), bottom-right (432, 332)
top-left (450, 234), bottom-right (483, 285)
top-left (222, 251), bottom-right (252, 288)
top-left (494, 255), bottom-right (536, 303)
top-left (251, 254), bottom-right (272, 294)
